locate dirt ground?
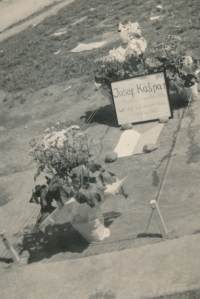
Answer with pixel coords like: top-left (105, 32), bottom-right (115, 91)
top-left (0, 0), bottom-right (200, 269)
top-left (1, 78), bottom-right (200, 265)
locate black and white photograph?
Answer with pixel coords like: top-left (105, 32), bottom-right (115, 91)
top-left (0, 0), bottom-right (200, 298)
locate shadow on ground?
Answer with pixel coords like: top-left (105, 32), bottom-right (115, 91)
top-left (0, 257), bottom-right (13, 264)
top-left (152, 288), bottom-right (200, 299)
top-left (137, 233), bottom-right (162, 238)
top-left (103, 211), bottom-right (122, 227)
top-left (80, 96), bottom-right (190, 129)
top-left (80, 105), bottom-right (118, 128)
top-left (13, 211), bottom-right (122, 264)
top-left (15, 223), bottom-right (88, 264)
top-left (169, 94), bottom-right (189, 111)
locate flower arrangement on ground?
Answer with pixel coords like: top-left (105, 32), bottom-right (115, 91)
top-left (94, 22), bottom-right (199, 102)
top-left (29, 123), bottom-right (126, 235)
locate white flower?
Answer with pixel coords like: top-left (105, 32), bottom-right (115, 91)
top-left (119, 22), bottom-right (142, 43)
top-left (109, 46), bottom-right (126, 62)
top-left (125, 37), bottom-right (147, 56)
top-left (43, 129), bottom-right (68, 149)
top-left (181, 56), bottom-right (197, 74)
top-left (44, 128), bottom-right (50, 133)
top-left (70, 125), bottom-right (80, 130)
top-left (94, 82), bottom-right (101, 89)
top-left (76, 132), bottom-right (84, 137)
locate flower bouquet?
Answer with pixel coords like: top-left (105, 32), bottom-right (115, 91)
top-left (29, 123), bottom-right (127, 241)
top-left (94, 22), bottom-right (148, 106)
top-left (94, 22), bottom-right (199, 105)
top-left (144, 36), bottom-right (199, 102)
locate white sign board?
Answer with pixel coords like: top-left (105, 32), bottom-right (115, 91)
top-left (111, 72), bottom-right (171, 125)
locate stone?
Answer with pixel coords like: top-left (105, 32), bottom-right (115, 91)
top-left (143, 144), bottom-right (158, 153)
top-left (105, 152), bottom-right (118, 163)
top-left (44, 90), bottom-right (53, 96)
top-left (121, 123), bottom-right (132, 130)
top-left (150, 16), bottom-right (160, 21)
top-left (159, 117), bottom-right (169, 123)
top-left (156, 5), bottom-right (163, 10)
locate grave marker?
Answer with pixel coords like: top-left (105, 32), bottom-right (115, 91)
top-left (111, 72), bottom-right (171, 125)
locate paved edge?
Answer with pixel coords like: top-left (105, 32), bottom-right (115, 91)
top-left (1, 233), bottom-right (200, 299)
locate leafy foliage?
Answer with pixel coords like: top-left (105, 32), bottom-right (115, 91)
top-left (30, 159), bottom-right (119, 212)
top-left (29, 123), bottom-right (121, 211)
top-left (95, 31), bottom-right (199, 95)
top-left (94, 22), bottom-right (148, 90)
top-left (144, 35), bottom-right (199, 89)
top-left (76, 183), bottom-right (106, 208)
top-left (29, 125), bottom-right (91, 179)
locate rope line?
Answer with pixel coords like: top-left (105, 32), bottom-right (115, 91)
top-left (1, 205), bottom-right (40, 258)
top-left (2, 202), bottom-right (38, 254)
top-left (81, 97), bottom-right (106, 131)
top-left (144, 99), bottom-right (192, 233)
top-left (156, 99), bottom-right (192, 204)
top-left (145, 210), bottom-right (154, 234)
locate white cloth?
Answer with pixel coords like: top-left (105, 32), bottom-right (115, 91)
top-left (38, 175), bottom-right (128, 241)
top-left (39, 200), bottom-right (110, 243)
top-left (114, 122), bottom-right (164, 157)
top-left (104, 177), bottom-right (128, 196)
top-left (72, 220), bottom-right (110, 243)
top-left (39, 198), bottom-right (76, 233)
top-left (114, 130), bottom-right (140, 157)
top-left (71, 203), bottom-right (110, 243)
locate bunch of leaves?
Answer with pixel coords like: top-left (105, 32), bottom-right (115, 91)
top-left (76, 183), bottom-right (106, 208)
top-left (94, 57), bottom-right (125, 90)
top-left (30, 162), bottom-right (119, 213)
top-left (29, 126), bottom-right (92, 180)
top-left (94, 53), bottom-right (147, 91)
top-left (144, 35), bottom-right (199, 89)
top-left (95, 33), bottom-right (199, 97)
top-left (145, 36), bottom-right (184, 72)
top-left (69, 163), bottom-right (118, 207)
top-left (123, 54), bottom-right (147, 78)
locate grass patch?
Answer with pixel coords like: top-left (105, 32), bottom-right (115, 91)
top-left (0, 0), bottom-right (199, 93)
